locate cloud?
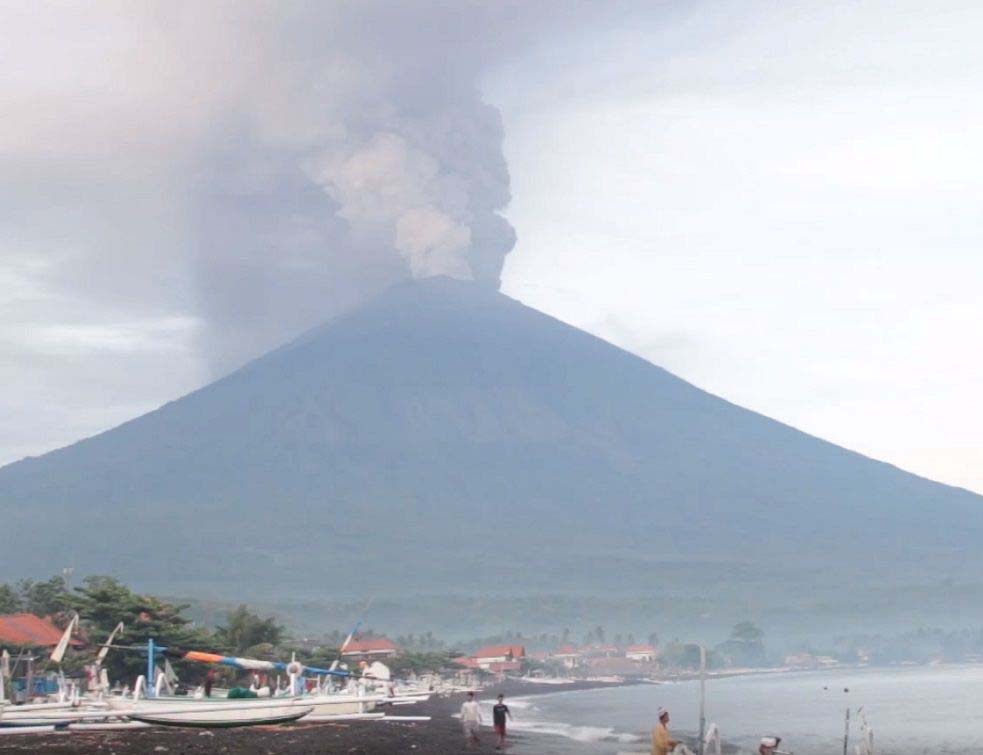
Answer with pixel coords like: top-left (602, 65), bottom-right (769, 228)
top-left (0, 1), bottom-right (680, 464)
top-left (0, 1), bottom-right (540, 377)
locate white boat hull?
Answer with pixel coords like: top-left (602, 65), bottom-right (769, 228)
top-left (108, 692), bottom-right (378, 722)
top-left (128, 705), bottom-right (311, 728)
top-left (0, 701), bottom-right (115, 727)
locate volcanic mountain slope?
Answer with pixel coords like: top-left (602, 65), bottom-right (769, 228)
top-left (2, 277), bottom-right (980, 629)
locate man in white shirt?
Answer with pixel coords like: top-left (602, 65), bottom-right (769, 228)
top-left (361, 660), bottom-right (392, 681)
top-left (460, 690), bottom-right (482, 746)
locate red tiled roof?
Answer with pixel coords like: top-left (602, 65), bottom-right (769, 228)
top-left (341, 637), bottom-right (398, 655)
top-left (486, 660), bottom-right (522, 673)
top-left (473, 644), bottom-right (525, 660)
top-left (554, 644), bottom-right (581, 656)
top-left (626, 644), bottom-right (657, 653)
top-left (0, 614), bottom-right (80, 648)
top-left (453, 656), bottom-right (479, 668)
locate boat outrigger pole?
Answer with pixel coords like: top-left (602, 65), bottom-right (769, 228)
top-left (147, 638), bottom-right (157, 697)
top-left (137, 640), bottom-right (350, 686)
top-left (330, 596), bottom-right (374, 672)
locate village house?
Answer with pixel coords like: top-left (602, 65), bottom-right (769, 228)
top-left (452, 655), bottom-right (479, 669)
top-left (552, 644), bottom-right (584, 669)
top-left (625, 644), bottom-right (658, 662)
top-left (783, 652), bottom-right (839, 669)
top-left (0, 614), bottom-right (84, 701)
top-left (587, 644), bottom-right (621, 658)
top-left (0, 614), bottom-right (82, 650)
top-left (471, 644), bottom-right (525, 672)
top-left (783, 652), bottom-right (816, 668)
top-left (340, 636), bottom-right (399, 662)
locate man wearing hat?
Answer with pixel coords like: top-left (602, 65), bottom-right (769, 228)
top-left (652, 708), bottom-right (679, 755)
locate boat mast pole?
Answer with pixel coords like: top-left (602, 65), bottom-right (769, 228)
top-left (147, 638), bottom-right (155, 698)
top-left (25, 655), bottom-right (33, 703)
top-left (698, 644), bottom-right (706, 755)
top-left (842, 705), bottom-right (850, 755)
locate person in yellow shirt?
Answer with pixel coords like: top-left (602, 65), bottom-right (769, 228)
top-left (652, 708), bottom-right (679, 755)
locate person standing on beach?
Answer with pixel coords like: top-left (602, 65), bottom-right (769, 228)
top-left (492, 693), bottom-right (514, 749)
top-left (652, 708), bottom-right (679, 755)
top-left (460, 691), bottom-right (483, 747)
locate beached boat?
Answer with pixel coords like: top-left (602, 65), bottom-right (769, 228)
top-left (107, 689), bottom-right (381, 719)
top-left (121, 699), bottom-right (313, 728)
top-left (0, 700), bottom-right (139, 727)
top-left (0, 699), bottom-right (117, 727)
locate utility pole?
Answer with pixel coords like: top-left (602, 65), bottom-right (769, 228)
top-left (147, 638), bottom-right (156, 698)
top-left (842, 706), bottom-right (850, 755)
top-left (25, 655), bottom-right (34, 703)
top-left (698, 644), bottom-right (707, 755)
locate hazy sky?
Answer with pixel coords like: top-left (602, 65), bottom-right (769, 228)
top-left (2, 1), bottom-right (981, 493)
top-left (494, 1), bottom-right (983, 493)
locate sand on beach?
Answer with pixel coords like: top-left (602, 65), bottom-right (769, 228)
top-left (0, 679), bottom-right (624, 754)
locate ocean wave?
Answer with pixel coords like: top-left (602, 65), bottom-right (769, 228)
top-left (476, 692), bottom-right (638, 745)
top-left (507, 717), bottom-right (641, 744)
top-left (477, 698), bottom-right (536, 713)
top-left (494, 697), bottom-right (536, 710)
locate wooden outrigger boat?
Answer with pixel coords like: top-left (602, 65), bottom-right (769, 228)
top-left (107, 689), bottom-right (381, 718)
top-left (120, 699), bottom-right (314, 728)
top-left (1, 618), bottom-right (430, 731)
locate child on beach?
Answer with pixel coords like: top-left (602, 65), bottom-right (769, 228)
top-left (460, 691), bottom-right (482, 747)
top-left (492, 693), bottom-right (514, 749)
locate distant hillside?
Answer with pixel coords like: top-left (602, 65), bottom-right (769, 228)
top-left (2, 277), bottom-right (981, 636)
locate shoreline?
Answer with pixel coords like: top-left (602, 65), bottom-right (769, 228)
top-left (0, 679), bottom-right (629, 755)
top-left (0, 667), bottom-right (908, 754)
top-left (5, 664), bottom-right (979, 753)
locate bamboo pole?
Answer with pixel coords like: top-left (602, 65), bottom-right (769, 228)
top-left (698, 645), bottom-right (706, 755)
top-left (842, 706), bottom-right (850, 755)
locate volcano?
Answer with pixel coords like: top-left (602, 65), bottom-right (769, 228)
top-left (2, 277), bottom-right (981, 634)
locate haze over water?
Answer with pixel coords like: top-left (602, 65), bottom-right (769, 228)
top-left (509, 666), bottom-right (983, 754)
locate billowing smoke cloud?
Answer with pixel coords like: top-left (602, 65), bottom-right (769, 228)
top-left (308, 122), bottom-right (505, 282)
top-left (0, 1), bottom-right (532, 376)
top-left (0, 0), bottom-right (648, 463)
top-left (183, 2), bottom-right (523, 369)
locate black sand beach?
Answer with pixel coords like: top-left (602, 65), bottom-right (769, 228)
top-left (0, 680), bottom-right (624, 755)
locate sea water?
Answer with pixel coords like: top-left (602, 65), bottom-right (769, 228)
top-left (502, 665), bottom-right (983, 754)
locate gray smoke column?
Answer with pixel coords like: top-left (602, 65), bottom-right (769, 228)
top-left (0, 1), bottom-right (522, 375)
top-left (186, 2), bottom-right (523, 370)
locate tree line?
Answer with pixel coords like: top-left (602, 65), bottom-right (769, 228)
top-left (0, 574), bottom-right (462, 684)
top-left (1, 575), bottom-right (296, 683)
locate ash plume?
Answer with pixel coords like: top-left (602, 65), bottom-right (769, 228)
top-left (1, 1), bottom-right (524, 374)
top-left (186, 2), bottom-right (523, 370)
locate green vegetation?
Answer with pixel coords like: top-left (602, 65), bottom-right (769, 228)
top-left (0, 574), bottom-right (462, 684)
top-left (9, 572), bottom-right (983, 683)
top-left (0, 576), bottom-right (74, 616)
top-left (0, 574), bottom-right (283, 683)
top-left (389, 650), bottom-right (459, 676)
top-left (0, 584), bottom-right (20, 614)
top-left (730, 621), bottom-right (764, 643)
top-left (66, 576), bottom-right (215, 680)
top-left (713, 621), bottom-right (767, 667)
top-left (213, 604), bottom-right (285, 656)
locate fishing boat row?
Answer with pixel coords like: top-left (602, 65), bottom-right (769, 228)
top-left (0, 618), bottom-right (433, 731)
